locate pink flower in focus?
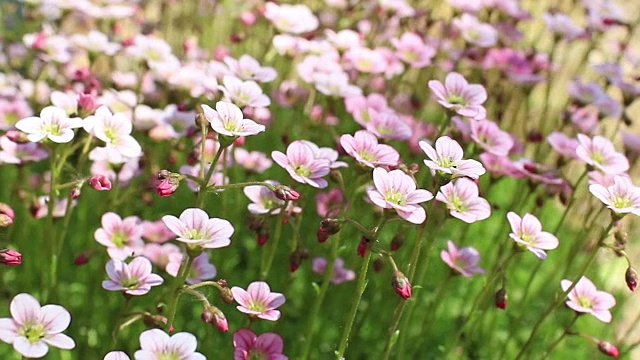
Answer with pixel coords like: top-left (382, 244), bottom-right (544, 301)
top-left (589, 176), bottom-right (640, 217)
top-left (420, 136), bottom-right (486, 179)
top-left (365, 110), bottom-right (412, 141)
top-left (436, 178), bottom-right (491, 223)
top-left (162, 208), bottom-right (234, 249)
top-left (83, 106), bottom-right (142, 160)
top-left (134, 329), bottom-right (205, 360)
top-left (219, 76), bottom-right (271, 108)
top-left (507, 212), bottom-right (559, 260)
top-left (94, 212), bottom-right (143, 261)
top-left (271, 141), bottom-right (332, 188)
top-left (0, 293), bottom-right (75, 358)
top-left (312, 257), bottom-right (356, 284)
top-left (202, 101), bottom-right (265, 137)
top-left (15, 106), bottom-right (82, 143)
top-left (428, 72), bottom-right (487, 119)
top-left (440, 240), bottom-right (485, 277)
top-left (233, 328), bottom-right (288, 360)
top-left (89, 174), bottom-right (112, 191)
top-left (340, 130), bottom-right (400, 168)
top-left (561, 276), bottom-right (616, 322)
top-left (470, 119), bottom-right (514, 156)
top-left (231, 281), bottom-right (286, 321)
top-left (576, 134), bottom-right (629, 175)
top-left (101, 257), bottom-right (164, 296)
top-left (366, 167), bottom-right (434, 224)
top-left (243, 181), bottom-right (286, 215)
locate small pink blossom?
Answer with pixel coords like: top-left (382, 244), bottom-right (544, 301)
top-left (589, 176), bottom-right (640, 217)
top-left (202, 101), bottom-right (265, 137)
top-left (316, 188), bottom-right (345, 217)
top-left (547, 132), bottom-right (579, 159)
top-left (479, 152), bottom-right (520, 178)
top-left (233, 328), bottom-right (288, 360)
top-left (436, 178), bottom-right (491, 223)
top-left (543, 12), bottom-right (586, 40)
top-left (89, 174), bottom-right (112, 191)
top-left (312, 257), bottom-right (356, 284)
top-left (507, 212), bottom-right (559, 259)
top-left (0, 135), bottom-right (48, 164)
top-left (141, 220), bottom-right (175, 243)
top-left (94, 212), bottom-right (143, 261)
top-left (264, 2), bottom-right (318, 34)
top-left (561, 276), bottom-right (616, 323)
top-left (84, 106), bottom-right (142, 160)
top-left (272, 141), bottom-right (332, 188)
top-left (428, 72), bottom-right (487, 119)
top-left (219, 76), bottom-right (271, 108)
top-left (340, 130), bottom-right (399, 168)
top-left (231, 281), bottom-right (286, 321)
top-left (576, 134), bottom-right (629, 175)
top-left (162, 208), bottom-right (234, 249)
top-left (234, 148), bottom-right (272, 173)
top-left (224, 55), bottom-right (277, 83)
top-left (134, 329), bottom-right (205, 360)
top-left (244, 181), bottom-right (286, 215)
top-left (440, 240), bottom-right (485, 277)
top-left (364, 110), bottom-right (412, 141)
top-left (102, 257), bottom-right (164, 296)
top-left (142, 243), bottom-right (181, 269)
top-left (420, 136), bottom-right (486, 179)
top-left (391, 32), bottom-right (436, 68)
top-left (452, 14), bottom-right (498, 48)
top-left (366, 167), bottom-right (434, 224)
top-left (0, 293), bottom-right (75, 358)
top-left (15, 106), bottom-right (82, 143)
top-left (470, 119), bottom-right (514, 157)
top-left (166, 252), bottom-right (217, 285)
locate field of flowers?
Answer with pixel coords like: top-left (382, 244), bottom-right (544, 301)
top-left (0, 0), bottom-right (639, 358)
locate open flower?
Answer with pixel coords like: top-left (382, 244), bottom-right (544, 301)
top-left (243, 181), bottom-right (286, 215)
top-left (436, 178), bottom-right (491, 223)
top-left (366, 167), bottom-right (433, 224)
top-left (340, 130), bottom-right (400, 168)
top-left (561, 276), bottom-right (616, 323)
top-left (84, 106), bottom-right (142, 160)
top-left (15, 106), bottom-right (82, 143)
top-left (312, 257), bottom-right (356, 284)
top-left (440, 240), bottom-right (485, 277)
top-left (272, 140), bottom-right (332, 188)
top-left (576, 134), bottom-right (629, 175)
top-left (219, 76), bottom-right (271, 108)
top-left (428, 72), bottom-right (487, 119)
top-left (94, 212), bottom-right (144, 261)
top-left (202, 101), bottom-right (265, 137)
top-left (134, 329), bottom-right (205, 360)
top-left (231, 281), bottom-right (286, 321)
top-left (507, 212), bottom-right (559, 259)
top-left (0, 293), bottom-right (75, 358)
top-left (162, 208), bottom-right (234, 249)
top-left (101, 257), bottom-right (164, 296)
top-left (589, 175), bottom-right (640, 217)
top-left (420, 136), bottom-right (486, 179)
top-left (166, 252), bottom-right (217, 284)
top-left (104, 351), bottom-right (129, 360)
top-left (233, 328), bottom-right (288, 360)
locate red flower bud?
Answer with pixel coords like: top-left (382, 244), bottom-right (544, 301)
top-left (273, 185), bottom-right (300, 201)
top-left (202, 305), bottom-right (228, 332)
top-left (625, 267), bottom-right (637, 292)
top-left (257, 231), bottom-right (269, 246)
top-left (598, 341), bottom-right (619, 358)
top-left (373, 258), bottom-right (384, 272)
top-left (89, 174), bottom-right (112, 191)
top-left (357, 237), bottom-right (370, 257)
top-left (74, 250), bottom-right (93, 266)
top-left (155, 171), bottom-right (183, 197)
top-left (0, 249), bottom-right (22, 266)
top-left (495, 288), bottom-right (508, 310)
top-left (392, 271), bottom-right (412, 300)
top-left (4, 130), bottom-right (30, 144)
top-left (390, 234), bottom-right (404, 251)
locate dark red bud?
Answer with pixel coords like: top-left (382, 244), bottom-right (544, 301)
top-left (357, 237), bottom-right (370, 257)
top-left (598, 341), bottom-right (619, 358)
top-left (495, 288), bottom-right (508, 310)
top-left (392, 271), bottom-right (412, 300)
top-left (625, 267), bottom-right (637, 292)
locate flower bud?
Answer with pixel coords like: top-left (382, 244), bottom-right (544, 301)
top-left (390, 234), bottom-right (404, 251)
top-left (257, 230), bottom-right (269, 246)
top-left (598, 341), bottom-right (619, 358)
top-left (317, 218), bottom-right (342, 242)
top-left (391, 271), bottom-right (412, 300)
top-left (70, 186), bottom-right (82, 199)
top-left (625, 267), bottom-right (638, 292)
top-left (4, 130), bottom-right (30, 144)
top-left (155, 171), bottom-right (183, 197)
top-left (273, 185), bottom-right (300, 201)
top-left (217, 279), bottom-right (234, 304)
top-left (495, 288), bottom-right (508, 310)
top-left (0, 249), bottom-right (22, 266)
top-left (289, 248), bottom-right (309, 273)
top-left (202, 305), bottom-right (228, 332)
top-left (89, 174), bottom-right (112, 191)
top-left (373, 258), bottom-right (384, 272)
top-left (357, 237), bottom-right (370, 257)
top-left (74, 250), bottom-right (93, 266)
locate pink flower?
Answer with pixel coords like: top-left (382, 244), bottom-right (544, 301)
top-left (316, 188), bottom-right (345, 217)
top-left (166, 252), bottom-right (217, 285)
top-left (0, 135), bottom-right (48, 164)
top-left (440, 240), bottom-right (485, 277)
top-left (219, 76), bottom-right (271, 108)
top-left (224, 54), bottom-right (277, 83)
top-left (589, 176), bottom-right (640, 217)
top-left (231, 281), bottom-right (286, 321)
top-left (547, 132), bottom-right (579, 159)
top-left (102, 257), bottom-right (164, 296)
top-left (561, 276), bottom-right (616, 322)
top-left (202, 101), bottom-right (265, 137)
top-left (452, 14), bottom-right (498, 48)
top-left (420, 136), bottom-right (486, 179)
top-left (0, 249), bottom-right (21, 266)
top-left (134, 329), bottom-right (205, 360)
top-left (84, 106), bottom-right (142, 160)
top-left (436, 178), bottom-right (491, 223)
top-left (142, 243), bottom-right (181, 269)
top-left (366, 167), bottom-right (434, 224)
top-left (542, 12), bottom-right (586, 40)
top-left (479, 152), bottom-right (521, 178)
top-left (162, 208), bottom-right (234, 249)
top-left (507, 212), bottom-right (559, 259)
top-left (264, 2), bottom-right (318, 34)
top-left (576, 134), bottom-right (629, 175)
top-left (312, 257), bottom-right (356, 284)
top-left (391, 32), bottom-right (436, 68)
top-left (94, 212), bottom-right (144, 261)
top-left (104, 351), bottom-right (130, 360)
top-left (233, 328), bottom-right (288, 360)
top-left (15, 106), bottom-right (82, 143)
top-left (470, 119), bottom-right (514, 156)
top-left (340, 130), bottom-right (399, 168)
top-left (234, 148), bottom-right (272, 173)
top-left (89, 174), bottom-right (112, 191)
top-left (271, 140), bottom-right (332, 189)
top-left (141, 220), bottom-right (175, 243)
top-left (364, 110), bottom-right (412, 141)
top-left (0, 293), bottom-right (75, 358)
top-left (428, 73), bottom-right (487, 119)
top-left (243, 181), bottom-right (286, 215)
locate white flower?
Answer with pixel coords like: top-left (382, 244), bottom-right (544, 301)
top-left (15, 106), bottom-right (82, 143)
top-left (202, 101), bottom-right (265, 137)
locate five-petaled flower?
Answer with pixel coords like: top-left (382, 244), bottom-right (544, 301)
top-left (15, 106), bottom-right (83, 143)
top-left (233, 328), bottom-right (288, 360)
top-left (561, 276), bottom-right (616, 323)
top-left (202, 101), bottom-right (266, 137)
top-left (101, 257), bottom-right (164, 296)
top-left (420, 136), bottom-right (486, 180)
top-left (428, 72), bottom-right (488, 119)
top-left (134, 329), bottom-right (206, 360)
top-left (366, 167), bottom-right (434, 224)
top-left (339, 130), bottom-right (400, 168)
top-left (507, 212), bottom-right (559, 260)
top-left (589, 175), bottom-right (640, 217)
top-left (0, 293), bottom-right (75, 358)
top-left (271, 140), bottom-right (332, 189)
top-left (162, 208), bottom-right (234, 249)
top-left (231, 281), bottom-right (286, 321)
top-left (440, 240), bottom-right (485, 277)
top-left (436, 178), bottom-right (491, 223)
top-left (576, 134), bottom-right (629, 175)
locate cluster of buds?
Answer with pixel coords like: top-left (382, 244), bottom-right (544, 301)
top-left (289, 247), bottom-right (309, 273)
top-left (0, 249), bottom-right (21, 266)
top-left (155, 170), bottom-right (184, 197)
top-left (216, 279), bottom-right (234, 304)
top-left (317, 218), bottom-right (342, 243)
top-left (391, 271), bottom-right (412, 300)
top-left (201, 305), bottom-right (228, 332)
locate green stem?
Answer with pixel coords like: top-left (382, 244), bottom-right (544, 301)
top-left (165, 253), bottom-right (196, 330)
top-left (541, 313), bottom-right (579, 360)
top-left (552, 170), bottom-right (588, 234)
top-left (111, 295), bottom-right (132, 347)
top-left (195, 144), bottom-right (225, 207)
top-left (260, 208), bottom-right (286, 279)
top-left (335, 250), bottom-right (372, 359)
